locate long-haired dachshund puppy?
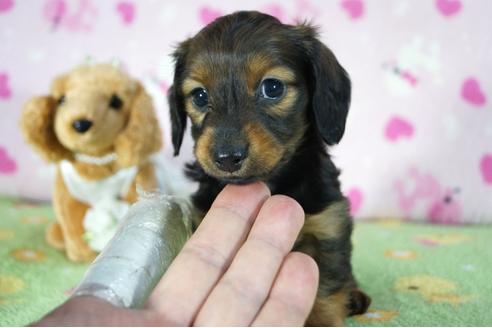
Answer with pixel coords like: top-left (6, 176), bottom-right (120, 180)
top-left (168, 11), bottom-right (370, 326)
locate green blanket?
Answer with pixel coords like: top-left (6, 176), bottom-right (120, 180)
top-left (0, 196), bottom-right (491, 326)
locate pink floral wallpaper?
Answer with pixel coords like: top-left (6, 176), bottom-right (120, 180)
top-left (0, 0), bottom-right (491, 223)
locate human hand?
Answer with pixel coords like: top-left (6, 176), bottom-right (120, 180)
top-left (34, 182), bottom-right (319, 326)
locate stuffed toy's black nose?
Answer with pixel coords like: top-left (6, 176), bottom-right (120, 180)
top-left (72, 119), bottom-right (93, 133)
top-left (214, 148), bottom-right (248, 173)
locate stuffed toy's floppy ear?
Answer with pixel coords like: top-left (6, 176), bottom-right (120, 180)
top-left (20, 75), bottom-right (73, 162)
top-left (168, 40), bottom-right (190, 156)
top-left (301, 27), bottom-right (351, 145)
top-left (114, 82), bottom-right (162, 167)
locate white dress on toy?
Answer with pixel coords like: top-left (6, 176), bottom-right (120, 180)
top-left (59, 154), bottom-right (193, 251)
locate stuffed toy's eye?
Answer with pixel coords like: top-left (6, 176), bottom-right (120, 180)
top-left (191, 88), bottom-right (209, 108)
top-left (260, 79), bottom-right (285, 99)
top-left (109, 94), bottom-right (123, 110)
top-left (58, 95), bottom-right (65, 105)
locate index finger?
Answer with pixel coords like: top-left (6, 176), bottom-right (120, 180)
top-left (147, 182), bottom-right (270, 325)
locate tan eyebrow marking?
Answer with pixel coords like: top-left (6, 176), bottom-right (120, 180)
top-left (182, 78), bottom-right (204, 95)
top-left (246, 61), bottom-right (297, 95)
top-left (246, 53), bottom-right (275, 91)
top-left (185, 55), bottom-right (219, 89)
top-left (262, 66), bottom-right (296, 83)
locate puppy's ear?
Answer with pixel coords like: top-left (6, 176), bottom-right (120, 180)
top-left (300, 27), bottom-right (351, 145)
top-left (168, 40), bottom-right (190, 156)
top-left (168, 85), bottom-right (187, 156)
top-left (114, 82), bottom-right (162, 167)
top-left (20, 74), bottom-right (72, 162)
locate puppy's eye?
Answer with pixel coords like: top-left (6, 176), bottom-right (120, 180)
top-left (58, 95), bottom-right (65, 105)
top-left (191, 88), bottom-right (209, 108)
top-left (260, 79), bottom-right (285, 99)
top-left (109, 94), bottom-right (123, 110)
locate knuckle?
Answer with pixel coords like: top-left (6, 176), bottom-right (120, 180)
top-left (249, 236), bottom-right (287, 258)
top-left (222, 276), bottom-right (266, 305)
top-left (181, 241), bottom-right (227, 269)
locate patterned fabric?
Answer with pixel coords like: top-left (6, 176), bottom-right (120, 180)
top-left (0, 196), bottom-right (491, 326)
top-left (0, 0), bottom-right (491, 223)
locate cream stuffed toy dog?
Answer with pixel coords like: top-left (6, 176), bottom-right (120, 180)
top-left (20, 64), bottom-right (162, 262)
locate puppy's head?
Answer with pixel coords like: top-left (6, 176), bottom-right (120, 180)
top-left (169, 11), bottom-right (350, 183)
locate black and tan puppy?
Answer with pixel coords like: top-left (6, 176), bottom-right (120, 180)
top-left (168, 11), bottom-right (370, 326)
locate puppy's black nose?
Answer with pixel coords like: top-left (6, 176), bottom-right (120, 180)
top-left (72, 119), bottom-right (92, 133)
top-left (214, 148), bottom-right (248, 173)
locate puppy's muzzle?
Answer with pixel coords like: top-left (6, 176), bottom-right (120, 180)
top-left (213, 146), bottom-right (248, 173)
top-left (72, 119), bottom-right (93, 133)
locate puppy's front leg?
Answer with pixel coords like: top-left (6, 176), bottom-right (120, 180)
top-left (295, 235), bottom-right (351, 326)
top-left (295, 201), bottom-right (370, 326)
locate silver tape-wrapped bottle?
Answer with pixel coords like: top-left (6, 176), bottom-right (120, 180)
top-left (72, 194), bottom-right (193, 308)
